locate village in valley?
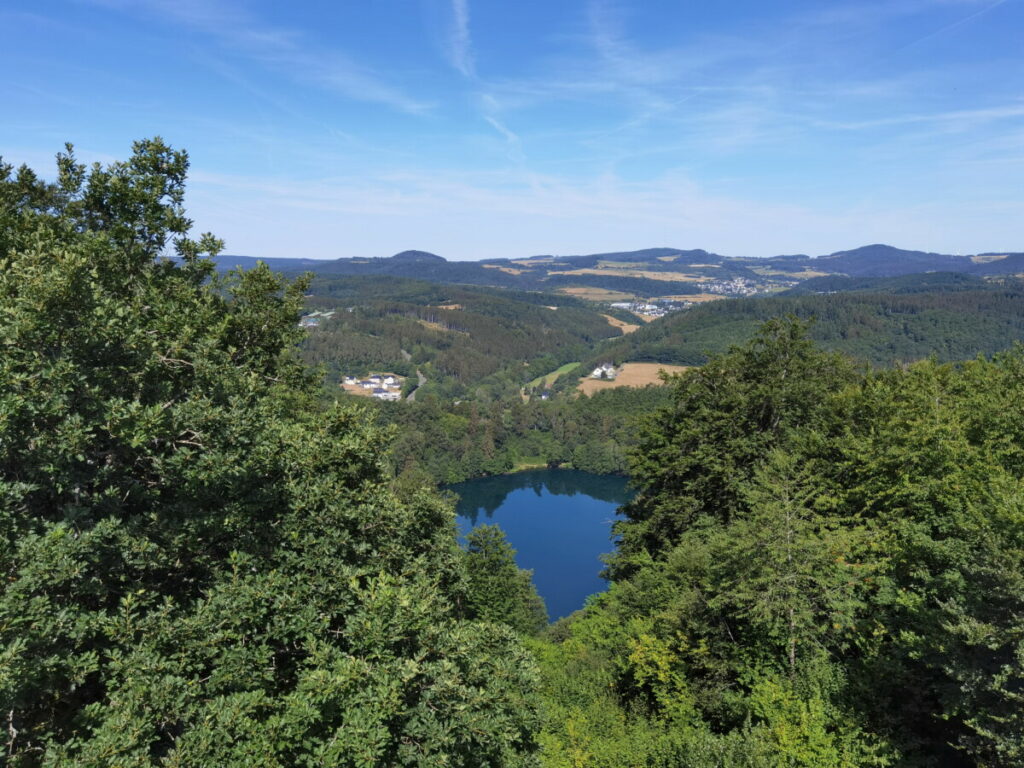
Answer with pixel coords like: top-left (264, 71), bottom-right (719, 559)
top-left (340, 373), bottom-right (405, 401)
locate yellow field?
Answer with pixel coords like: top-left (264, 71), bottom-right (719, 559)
top-left (555, 268), bottom-right (710, 283)
top-left (557, 286), bottom-right (635, 301)
top-left (433, 303), bottom-right (463, 310)
top-left (339, 383), bottom-right (373, 397)
top-left (971, 254), bottom-right (1008, 264)
top-left (602, 314), bottom-right (640, 334)
top-left (482, 264), bottom-right (528, 275)
top-left (577, 362), bottom-right (690, 394)
top-left (748, 266), bottom-right (831, 278)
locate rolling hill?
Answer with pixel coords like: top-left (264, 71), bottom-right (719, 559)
top-left (211, 244), bottom-right (1024, 301)
top-left (580, 277), bottom-right (1024, 370)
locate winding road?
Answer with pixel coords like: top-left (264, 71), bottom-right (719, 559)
top-left (403, 352), bottom-right (428, 405)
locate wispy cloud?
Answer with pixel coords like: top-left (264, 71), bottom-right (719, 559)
top-left (186, 163), bottom-right (1023, 260)
top-left (818, 102), bottom-right (1024, 132)
top-left (893, 0), bottom-right (1010, 50)
top-left (448, 0), bottom-right (474, 77)
top-left (85, 0), bottom-right (431, 114)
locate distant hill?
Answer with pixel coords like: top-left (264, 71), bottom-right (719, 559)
top-left (213, 255), bottom-right (333, 272)
top-left (814, 244), bottom-right (968, 276)
top-left (389, 250), bottom-right (446, 263)
top-left (207, 244), bottom-right (1024, 298)
top-left (781, 271), bottom-right (988, 295)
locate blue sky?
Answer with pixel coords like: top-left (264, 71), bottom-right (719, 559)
top-left (2, 0), bottom-right (1021, 259)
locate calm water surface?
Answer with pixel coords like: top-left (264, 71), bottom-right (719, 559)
top-left (449, 469), bottom-right (634, 620)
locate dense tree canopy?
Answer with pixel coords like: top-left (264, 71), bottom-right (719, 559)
top-left (0, 141), bottom-right (539, 766)
top-left (535, 320), bottom-right (1024, 767)
top-left (587, 281), bottom-right (1024, 371)
top-left (464, 525), bottom-right (548, 636)
top-left (6, 139), bottom-right (1022, 768)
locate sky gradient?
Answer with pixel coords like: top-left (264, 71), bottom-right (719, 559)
top-left (2, 0), bottom-right (1021, 259)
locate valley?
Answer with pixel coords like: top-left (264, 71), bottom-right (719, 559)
top-left (10, 146), bottom-right (1024, 764)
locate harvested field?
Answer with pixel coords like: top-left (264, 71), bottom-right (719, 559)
top-left (339, 383), bottom-right (373, 397)
top-left (577, 362), bottom-right (690, 395)
top-left (748, 267), bottom-right (830, 278)
top-left (482, 264), bottom-right (527, 275)
top-left (434, 303), bottom-right (463, 310)
top-left (555, 268), bottom-right (710, 283)
top-left (602, 314), bottom-right (640, 334)
top-left (557, 286), bottom-right (635, 301)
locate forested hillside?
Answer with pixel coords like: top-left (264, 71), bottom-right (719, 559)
top-left (531, 319), bottom-right (1024, 767)
top-left (381, 386), bottom-right (672, 483)
top-left (588, 280), bottom-right (1024, 369)
top-left (301, 276), bottom-right (623, 398)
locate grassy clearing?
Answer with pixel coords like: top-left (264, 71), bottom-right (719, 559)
top-left (528, 361), bottom-right (581, 390)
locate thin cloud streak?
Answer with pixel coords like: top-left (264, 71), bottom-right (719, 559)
top-left (449, 0), bottom-right (475, 77)
top-left (85, 0), bottom-right (431, 114)
top-left (895, 0), bottom-right (1010, 51)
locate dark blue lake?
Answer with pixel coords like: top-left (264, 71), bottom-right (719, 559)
top-left (449, 469), bottom-right (634, 621)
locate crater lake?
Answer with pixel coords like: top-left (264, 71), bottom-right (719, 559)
top-left (449, 469), bottom-right (634, 621)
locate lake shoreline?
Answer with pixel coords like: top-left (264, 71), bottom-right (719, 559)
top-left (444, 462), bottom-right (629, 489)
top-left (448, 468), bottom-right (635, 620)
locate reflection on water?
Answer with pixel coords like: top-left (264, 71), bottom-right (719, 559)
top-left (448, 469), bottom-right (634, 620)
top-left (452, 468), bottom-right (634, 525)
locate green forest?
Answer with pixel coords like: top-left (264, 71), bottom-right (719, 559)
top-left (3, 143), bottom-right (1024, 767)
top-left (588, 280), bottom-right (1024, 370)
top-left (300, 276), bottom-right (625, 400)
